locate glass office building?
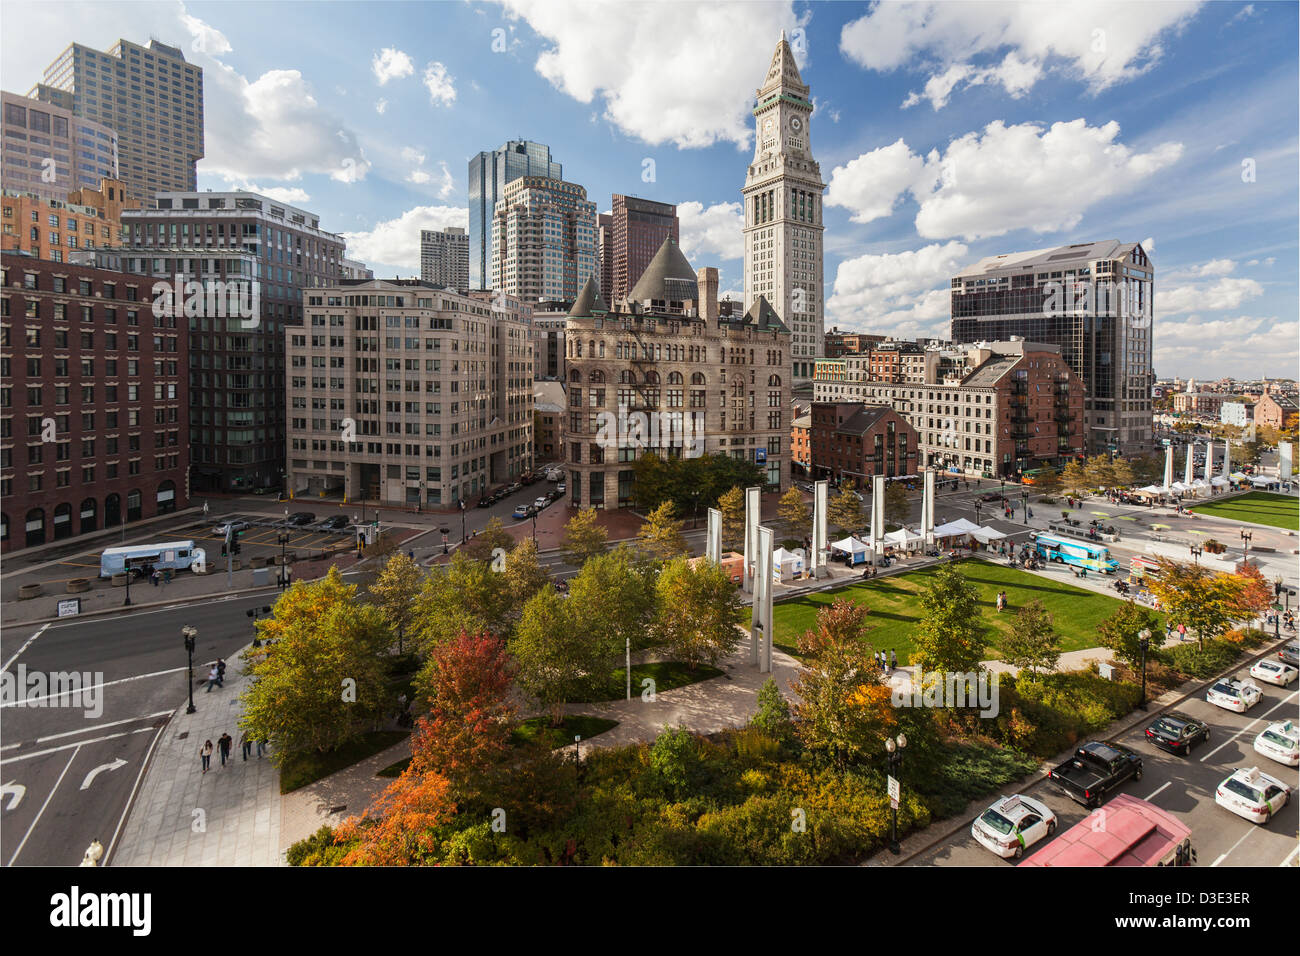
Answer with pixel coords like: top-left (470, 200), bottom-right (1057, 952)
top-left (468, 140), bottom-right (561, 290)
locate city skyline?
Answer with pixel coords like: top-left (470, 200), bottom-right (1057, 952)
top-left (1, 1), bottom-right (1296, 381)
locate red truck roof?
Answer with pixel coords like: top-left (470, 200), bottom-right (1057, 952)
top-left (1019, 793), bottom-right (1191, 867)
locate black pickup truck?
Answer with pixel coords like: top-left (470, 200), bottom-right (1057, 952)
top-left (1047, 741), bottom-right (1143, 808)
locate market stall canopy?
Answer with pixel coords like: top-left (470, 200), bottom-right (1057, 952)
top-left (883, 527), bottom-right (925, 547)
top-left (1210, 476), bottom-right (1229, 487)
top-left (970, 526), bottom-right (1008, 544)
top-left (830, 536), bottom-right (871, 554)
top-left (933, 517), bottom-right (981, 537)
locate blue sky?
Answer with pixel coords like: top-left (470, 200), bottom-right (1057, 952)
top-left (3, 0), bottom-right (1296, 379)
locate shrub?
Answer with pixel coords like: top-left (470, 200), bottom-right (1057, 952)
top-left (286, 825), bottom-right (351, 867)
top-left (649, 726), bottom-right (699, 799)
top-left (1159, 639), bottom-right (1242, 679)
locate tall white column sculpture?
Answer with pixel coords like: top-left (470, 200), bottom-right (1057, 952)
top-left (751, 526), bottom-right (775, 673)
top-left (1163, 445), bottom-right (1174, 490)
top-left (922, 468), bottom-right (935, 547)
top-left (742, 485), bottom-right (761, 593)
top-left (812, 479), bottom-right (829, 575)
top-left (870, 475), bottom-right (885, 564)
top-left (1222, 439), bottom-right (1231, 480)
top-left (706, 507), bottom-right (722, 563)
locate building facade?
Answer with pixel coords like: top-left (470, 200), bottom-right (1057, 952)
top-left (609, 194), bottom-right (678, 305)
top-left (564, 237), bottom-right (791, 509)
top-left (490, 176), bottom-right (596, 305)
top-left (339, 257), bottom-right (373, 280)
top-left (1255, 390), bottom-right (1298, 430)
top-left (2, 91), bottom-right (120, 200)
top-left (284, 279), bottom-right (533, 508)
top-left (1172, 391), bottom-right (1223, 416)
top-left (2, 176), bottom-right (135, 261)
top-left (419, 226), bottom-right (468, 291)
top-left (824, 329), bottom-right (885, 357)
top-left (791, 413), bottom-right (811, 474)
top-left (1220, 401), bottom-right (1254, 428)
top-left (467, 140), bottom-right (562, 290)
top-left (597, 212), bottom-right (614, 300)
top-left (533, 379), bottom-right (564, 463)
top-left (1, 253), bottom-right (189, 553)
top-left (31, 39), bottom-right (203, 205)
top-left (950, 239), bottom-right (1154, 457)
top-left (742, 32), bottom-right (825, 384)
top-left (810, 402), bottom-right (918, 485)
top-left (116, 191), bottom-right (346, 492)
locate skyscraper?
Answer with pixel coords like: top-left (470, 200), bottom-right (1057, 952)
top-left (609, 194), bottom-right (679, 305)
top-left (490, 176), bottom-right (596, 304)
top-left (467, 140), bottom-right (562, 290)
top-left (742, 32), bottom-right (825, 385)
top-left (420, 226), bottom-right (468, 290)
top-left (2, 91), bottom-right (119, 201)
top-left (30, 38), bottom-right (204, 205)
top-left (597, 213), bottom-right (614, 300)
top-left (949, 239), bottom-right (1155, 456)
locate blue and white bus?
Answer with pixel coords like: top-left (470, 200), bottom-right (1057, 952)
top-left (99, 540), bottom-right (204, 578)
top-left (1032, 533), bottom-right (1119, 573)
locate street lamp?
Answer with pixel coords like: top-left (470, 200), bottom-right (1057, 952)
top-left (1239, 530), bottom-right (1252, 558)
top-left (123, 559), bottom-right (133, 607)
top-left (1137, 628), bottom-right (1151, 711)
top-left (1189, 544), bottom-right (1202, 564)
top-left (277, 532), bottom-right (290, 589)
top-left (181, 625), bottom-right (197, 715)
top-left (885, 732), bottom-right (908, 855)
top-left (440, 525), bottom-right (450, 555)
top-left (459, 499), bottom-right (467, 543)
top-left (573, 734), bottom-right (582, 790)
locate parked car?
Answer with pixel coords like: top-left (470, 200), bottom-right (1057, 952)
top-left (1250, 659), bottom-right (1298, 687)
top-left (546, 489), bottom-right (562, 502)
top-left (512, 504), bottom-right (535, 520)
top-left (285, 512), bottom-right (316, 526)
top-left (1047, 741), bottom-right (1143, 808)
top-left (533, 497), bottom-right (549, 510)
top-left (213, 520), bottom-right (250, 537)
top-left (521, 472), bottom-right (541, 486)
top-left (970, 794), bottom-right (1057, 860)
top-left (1214, 766), bottom-right (1291, 824)
top-left (1206, 676), bottom-right (1263, 713)
top-left (1144, 712), bottom-right (1210, 755)
top-left (505, 482), bottom-right (523, 494)
top-left (556, 482), bottom-right (566, 494)
top-left (476, 491), bottom-right (499, 508)
top-left (1254, 720), bottom-right (1299, 767)
top-left (319, 515), bottom-right (350, 531)
top-left (1279, 641), bottom-right (1300, 667)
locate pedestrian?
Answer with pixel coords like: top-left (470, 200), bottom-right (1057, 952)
top-left (163, 568), bottom-right (171, 586)
top-left (1177, 622), bottom-right (1187, 642)
top-left (1165, 623), bottom-right (1174, 643)
top-left (218, 732), bottom-right (232, 767)
top-left (151, 568), bottom-right (160, 587)
top-left (256, 737), bottom-right (267, 759)
top-left (1028, 507), bottom-right (1034, 518)
top-left (890, 649), bottom-right (898, 671)
top-left (203, 501), bottom-right (210, 516)
top-left (200, 740), bottom-right (213, 774)
top-left (240, 732), bottom-right (252, 761)
top-left (205, 664), bottom-right (220, 693)
top-left (216, 658), bottom-right (226, 687)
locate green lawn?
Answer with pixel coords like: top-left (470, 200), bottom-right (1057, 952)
top-left (770, 558), bottom-right (1159, 662)
top-left (280, 730), bottom-right (409, 793)
top-left (1189, 491), bottom-right (1299, 530)
top-left (571, 660), bottom-right (725, 703)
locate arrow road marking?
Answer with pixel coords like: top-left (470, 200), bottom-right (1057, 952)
top-left (79, 757), bottom-right (128, 791)
top-left (1, 781), bottom-right (25, 810)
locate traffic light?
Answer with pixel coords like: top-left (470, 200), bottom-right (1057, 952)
top-left (233, 530), bottom-right (242, 556)
top-left (221, 543), bottom-right (228, 557)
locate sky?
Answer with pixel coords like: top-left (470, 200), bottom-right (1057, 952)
top-left (2, 0), bottom-right (1296, 380)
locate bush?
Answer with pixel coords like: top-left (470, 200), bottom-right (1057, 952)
top-left (286, 825), bottom-right (351, 867)
top-left (1158, 639), bottom-right (1242, 679)
top-left (649, 726), bottom-right (699, 799)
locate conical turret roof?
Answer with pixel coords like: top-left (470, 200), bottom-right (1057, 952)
top-left (742, 294), bottom-right (789, 333)
top-left (568, 275), bottom-right (609, 317)
top-left (627, 236), bottom-right (696, 303)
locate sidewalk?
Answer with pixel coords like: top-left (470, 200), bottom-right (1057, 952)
top-left (111, 651), bottom-right (282, 866)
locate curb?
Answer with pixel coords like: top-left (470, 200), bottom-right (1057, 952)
top-left (881, 634), bottom-right (1294, 866)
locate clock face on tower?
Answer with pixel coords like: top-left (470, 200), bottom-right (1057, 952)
top-left (790, 117), bottom-right (802, 132)
top-left (763, 118), bottom-right (773, 133)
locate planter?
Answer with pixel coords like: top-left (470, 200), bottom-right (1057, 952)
top-left (66, 578), bottom-right (91, 593)
top-left (250, 557), bottom-right (267, 569)
top-left (111, 573), bottom-right (129, 587)
top-left (17, 583), bottom-right (42, 600)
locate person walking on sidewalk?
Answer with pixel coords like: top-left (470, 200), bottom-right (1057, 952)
top-left (890, 649), bottom-right (898, 671)
top-left (240, 731), bottom-right (252, 761)
top-left (205, 665), bottom-right (220, 693)
top-left (200, 740), bottom-right (213, 774)
top-left (215, 658), bottom-right (227, 687)
top-left (256, 737), bottom-right (268, 759)
top-left (151, 568), bottom-right (160, 587)
top-left (217, 732), bottom-right (233, 767)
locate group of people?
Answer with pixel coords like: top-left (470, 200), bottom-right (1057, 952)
top-left (875, 649), bottom-right (898, 675)
top-left (995, 590), bottom-right (1010, 612)
top-left (1264, 610), bottom-right (1297, 633)
top-left (205, 658), bottom-right (227, 693)
top-left (198, 731), bottom-right (266, 773)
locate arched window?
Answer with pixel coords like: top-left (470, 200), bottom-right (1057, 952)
top-left (79, 498), bottom-right (97, 535)
top-left (768, 374), bottom-right (782, 387)
top-left (126, 489), bottom-right (143, 522)
top-left (691, 372), bottom-right (707, 385)
top-left (105, 493), bottom-right (122, 528)
top-left (619, 370), bottom-right (634, 384)
top-left (157, 480), bottom-right (177, 515)
top-left (644, 370), bottom-right (660, 385)
top-left (25, 507), bottom-right (45, 548)
top-left (53, 502), bottom-right (73, 540)
top-left (589, 369), bottom-right (605, 383)
top-left (569, 369), bottom-right (581, 383)
top-left (598, 341), bottom-right (606, 358)
top-left (667, 371), bottom-right (683, 385)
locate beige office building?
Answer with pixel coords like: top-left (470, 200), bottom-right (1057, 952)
top-left (286, 278), bottom-right (534, 508)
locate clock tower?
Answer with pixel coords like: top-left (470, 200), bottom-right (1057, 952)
top-left (743, 31), bottom-right (825, 384)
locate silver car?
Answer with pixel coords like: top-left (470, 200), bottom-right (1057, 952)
top-left (1280, 641), bottom-right (1299, 667)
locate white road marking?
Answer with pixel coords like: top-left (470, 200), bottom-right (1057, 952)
top-left (1211, 825), bottom-right (1257, 867)
top-left (7, 744), bottom-right (79, 866)
top-left (2, 624), bottom-right (49, 672)
top-left (1200, 690), bottom-right (1300, 762)
top-left (1143, 781), bottom-right (1172, 802)
top-left (0, 726), bottom-right (154, 765)
top-left (0, 667), bottom-right (186, 707)
top-left (79, 757), bottom-right (128, 791)
top-left (36, 711), bottom-right (172, 744)
top-left (1, 781), bottom-right (26, 810)
top-left (105, 723), bottom-right (167, 865)
top-left (1280, 844), bottom-right (1300, 867)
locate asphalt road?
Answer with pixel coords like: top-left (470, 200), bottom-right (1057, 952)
top-left (905, 654), bottom-right (1300, 868)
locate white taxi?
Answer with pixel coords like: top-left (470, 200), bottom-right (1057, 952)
top-left (1214, 767), bottom-right (1292, 824)
top-left (1206, 677), bottom-right (1263, 713)
top-left (971, 794), bottom-right (1058, 860)
top-left (1249, 659), bottom-right (1298, 687)
top-left (1254, 720), bottom-right (1300, 767)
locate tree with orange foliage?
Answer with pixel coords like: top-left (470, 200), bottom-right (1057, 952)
top-left (1147, 559), bottom-right (1250, 649)
top-left (792, 599), bottom-right (896, 768)
top-left (1232, 562), bottom-right (1274, 621)
top-left (336, 767), bottom-right (457, 866)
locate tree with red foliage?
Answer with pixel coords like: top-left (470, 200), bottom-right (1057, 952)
top-left (1232, 562), bottom-right (1274, 621)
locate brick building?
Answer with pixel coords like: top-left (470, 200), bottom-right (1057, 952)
top-left (791, 413), bottom-right (811, 475)
top-left (810, 402), bottom-right (918, 485)
top-left (2, 176), bottom-right (136, 262)
top-left (1, 252), bottom-right (188, 553)
top-left (1255, 390), bottom-right (1298, 430)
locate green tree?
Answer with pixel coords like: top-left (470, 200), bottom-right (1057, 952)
top-left (567, 546), bottom-right (653, 661)
top-left (1096, 600), bottom-right (1161, 671)
top-left (637, 500), bottom-right (689, 563)
top-left (653, 556), bottom-right (743, 668)
top-left (459, 516), bottom-right (513, 563)
top-left (1085, 455), bottom-right (1116, 489)
top-left (1034, 469), bottom-right (1063, 497)
top-left (776, 487), bottom-right (810, 540)
top-left (560, 507), bottom-right (608, 567)
top-left (750, 676), bottom-right (794, 746)
top-left (368, 552), bottom-right (424, 653)
top-left (1061, 460), bottom-right (1089, 495)
top-left (508, 587), bottom-right (589, 725)
top-left (912, 563), bottom-right (987, 677)
top-left (411, 552), bottom-right (510, 651)
top-left (502, 537), bottom-right (551, 623)
top-left (1110, 458), bottom-right (1136, 488)
top-left (717, 486), bottom-right (746, 551)
top-left (649, 726), bottom-right (699, 799)
top-left (632, 452), bottom-right (765, 515)
top-left (1129, 454), bottom-right (1163, 486)
top-left (241, 568), bottom-right (390, 762)
top-left (828, 480), bottom-right (864, 535)
top-left (884, 480), bottom-right (910, 527)
top-left (1147, 560), bottom-right (1249, 649)
top-left (1000, 600), bottom-right (1062, 676)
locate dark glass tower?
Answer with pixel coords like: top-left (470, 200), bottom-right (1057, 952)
top-left (468, 141), bottom-right (562, 290)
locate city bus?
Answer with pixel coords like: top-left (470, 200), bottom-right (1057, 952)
top-left (1033, 533), bottom-right (1119, 573)
top-left (1019, 793), bottom-right (1194, 866)
top-left (1021, 467), bottom-right (1059, 486)
top-left (99, 540), bottom-right (204, 579)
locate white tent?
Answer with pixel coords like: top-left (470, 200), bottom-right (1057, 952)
top-left (1137, 484), bottom-right (1165, 495)
top-left (970, 526), bottom-right (1008, 544)
top-left (933, 517), bottom-right (981, 538)
top-left (1250, 475), bottom-right (1274, 488)
top-left (1170, 480), bottom-right (1189, 493)
top-left (830, 536), bottom-right (872, 564)
top-left (883, 527), bottom-right (925, 550)
top-left (771, 547), bottom-right (805, 582)
top-left (1210, 475), bottom-right (1229, 487)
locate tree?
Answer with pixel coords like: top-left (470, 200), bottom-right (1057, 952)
top-left (776, 487), bottom-right (810, 540)
top-left (335, 767), bottom-right (458, 866)
top-left (560, 507), bottom-right (608, 567)
top-left (1096, 600), bottom-right (1161, 671)
top-left (1034, 469), bottom-right (1063, 497)
top-left (411, 552), bottom-right (510, 652)
top-left (1110, 458), bottom-right (1136, 489)
top-left (828, 480), bottom-right (864, 535)
top-left (1146, 559), bottom-right (1248, 648)
top-left (653, 556), bottom-right (743, 668)
top-left (508, 587), bottom-right (589, 725)
top-left (459, 516), bottom-right (513, 563)
top-left (368, 552), bottom-right (424, 653)
top-left (632, 452), bottom-right (765, 516)
top-left (750, 676), bottom-right (794, 745)
top-left (1130, 454), bottom-right (1163, 486)
top-left (502, 537), bottom-right (551, 623)
top-left (883, 480), bottom-right (910, 528)
top-left (1232, 562), bottom-right (1274, 619)
top-left (1001, 600), bottom-right (1062, 676)
top-left (912, 564), bottom-right (986, 677)
top-left (240, 568), bottom-right (390, 762)
top-left (1061, 460), bottom-right (1089, 495)
top-left (1085, 455), bottom-right (1117, 490)
top-left (566, 546), bottom-right (653, 661)
top-left (636, 500), bottom-right (689, 563)
top-left (717, 486), bottom-right (746, 551)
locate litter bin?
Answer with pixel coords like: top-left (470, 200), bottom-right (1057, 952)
top-left (251, 567), bottom-right (270, 587)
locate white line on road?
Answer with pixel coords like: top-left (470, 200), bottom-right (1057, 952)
top-left (1200, 690), bottom-right (1300, 763)
top-left (0, 667), bottom-right (186, 708)
top-left (1211, 825), bottom-right (1257, 867)
top-left (36, 711), bottom-right (173, 744)
top-left (0, 726), bottom-right (154, 765)
top-left (1143, 781), bottom-right (1172, 802)
top-left (105, 722), bottom-right (167, 865)
top-left (1280, 844), bottom-right (1300, 867)
top-left (1, 624), bottom-right (49, 673)
top-left (7, 744), bottom-right (79, 866)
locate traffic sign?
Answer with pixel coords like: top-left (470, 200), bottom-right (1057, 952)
top-left (888, 775), bottom-right (900, 805)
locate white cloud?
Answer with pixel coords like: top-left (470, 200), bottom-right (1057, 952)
top-left (677, 201), bottom-right (745, 263)
top-left (841, 1), bottom-right (1202, 108)
top-left (827, 119), bottom-right (1183, 240)
top-left (497, 0), bottom-right (805, 148)
top-left (423, 61), bottom-right (457, 106)
top-left (1155, 315), bottom-right (1296, 378)
top-left (1160, 276), bottom-right (1264, 315)
top-left (1194, 258), bottom-right (1236, 277)
top-left (375, 98), bottom-right (389, 115)
top-left (811, 96), bottom-right (841, 123)
top-left (221, 181), bottom-right (311, 205)
top-left (342, 205), bottom-right (469, 272)
top-left (372, 47), bottom-right (415, 85)
top-left (435, 162), bottom-right (454, 200)
top-left (827, 241), bottom-right (969, 337)
top-left (1142, 236), bottom-right (1155, 252)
